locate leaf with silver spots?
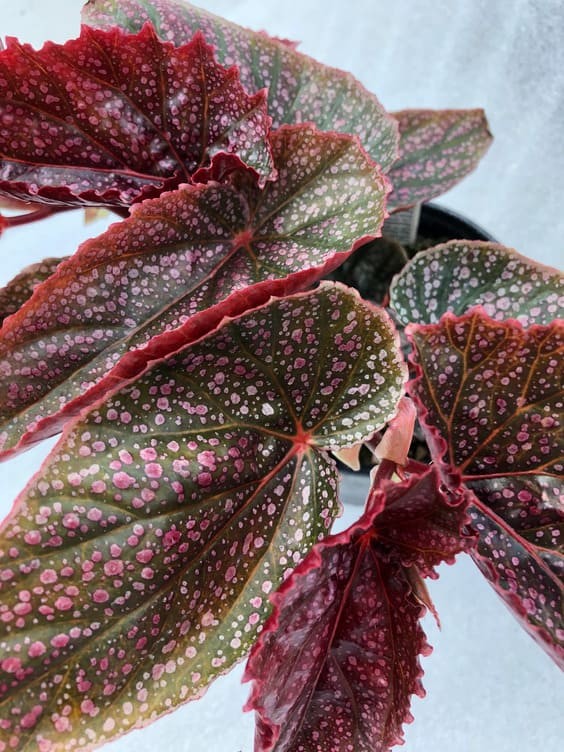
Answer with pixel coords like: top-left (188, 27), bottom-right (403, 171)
top-left (82, 0), bottom-right (399, 172)
top-left (0, 25), bottom-right (274, 208)
top-left (386, 109), bottom-right (492, 211)
top-left (0, 123), bottom-right (389, 459)
top-left (391, 240), bottom-right (564, 327)
top-left (0, 258), bottom-right (63, 326)
top-left (0, 283), bottom-right (405, 751)
top-left (408, 309), bottom-right (564, 666)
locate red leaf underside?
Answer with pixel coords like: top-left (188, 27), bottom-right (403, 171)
top-left (408, 309), bottom-right (564, 665)
top-left (373, 395), bottom-right (416, 467)
top-left (82, 0), bottom-right (399, 172)
top-left (0, 284), bottom-right (406, 751)
top-left (245, 468), bottom-right (470, 752)
top-left (368, 467), bottom-right (474, 578)
top-left (0, 124), bottom-right (389, 458)
top-left (0, 25), bottom-right (274, 208)
top-left (246, 530), bottom-right (428, 752)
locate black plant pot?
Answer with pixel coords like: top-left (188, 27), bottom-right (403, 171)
top-left (333, 202), bottom-right (495, 476)
top-left (417, 202), bottom-right (495, 244)
top-left (328, 202), bottom-right (495, 307)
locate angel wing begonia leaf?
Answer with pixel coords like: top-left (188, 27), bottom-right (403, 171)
top-left (0, 258), bottom-right (64, 325)
top-left (0, 24), bottom-right (275, 208)
top-left (390, 240), bottom-right (564, 327)
top-left (0, 123), bottom-right (389, 459)
top-left (0, 283), bottom-right (406, 752)
top-left (244, 468), bottom-right (470, 752)
top-left (408, 309), bottom-right (564, 665)
top-left (386, 109), bottom-right (492, 211)
top-left (246, 540), bottom-right (427, 752)
top-left (82, 0), bottom-right (399, 172)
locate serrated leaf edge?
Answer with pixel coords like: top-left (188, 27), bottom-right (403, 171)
top-left (405, 306), bottom-right (564, 664)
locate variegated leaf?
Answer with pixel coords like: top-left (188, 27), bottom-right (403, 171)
top-left (391, 241), bottom-right (564, 327)
top-left (0, 258), bottom-right (63, 325)
top-left (387, 109), bottom-right (492, 211)
top-left (0, 25), bottom-right (274, 208)
top-left (0, 283), bottom-right (406, 752)
top-left (0, 123), bottom-right (389, 459)
top-left (244, 468), bottom-right (470, 752)
top-left (82, 0), bottom-right (399, 172)
top-left (408, 309), bottom-right (564, 666)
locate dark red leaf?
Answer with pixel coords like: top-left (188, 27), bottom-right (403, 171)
top-left (245, 529), bottom-right (428, 752)
top-left (244, 468), bottom-right (470, 752)
top-left (368, 467), bottom-right (475, 578)
top-left (0, 25), bottom-right (274, 208)
top-left (0, 123), bottom-right (389, 459)
top-left (408, 309), bottom-right (564, 666)
top-left (82, 0), bottom-right (399, 172)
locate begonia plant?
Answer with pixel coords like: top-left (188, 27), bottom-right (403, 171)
top-left (0, 2), bottom-right (561, 751)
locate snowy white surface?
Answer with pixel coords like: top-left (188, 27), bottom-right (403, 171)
top-left (0, 1), bottom-right (562, 751)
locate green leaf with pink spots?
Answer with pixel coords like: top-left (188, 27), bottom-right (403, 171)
top-left (0, 123), bottom-right (389, 459)
top-left (390, 241), bottom-right (564, 327)
top-left (244, 468), bottom-right (471, 752)
top-left (0, 283), bottom-right (406, 752)
top-left (386, 109), bottom-right (492, 211)
top-left (408, 309), bottom-right (564, 666)
top-left (0, 258), bottom-right (63, 326)
top-left (82, 0), bottom-right (399, 172)
top-left (0, 24), bottom-right (274, 209)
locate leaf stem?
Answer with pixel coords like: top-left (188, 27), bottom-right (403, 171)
top-left (403, 458), bottom-right (430, 475)
top-left (0, 206), bottom-right (73, 232)
top-left (365, 459), bottom-right (397, 516)
top-left (109, 206), bottom-right (131, 219)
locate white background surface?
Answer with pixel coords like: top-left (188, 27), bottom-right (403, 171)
top-left (0, 2), bottom-right (563, 751)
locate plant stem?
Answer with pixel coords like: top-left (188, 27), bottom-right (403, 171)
top-left (364, 459), bottom-right (397, 516)
top-left (0, 206), bottom-right (73, 231)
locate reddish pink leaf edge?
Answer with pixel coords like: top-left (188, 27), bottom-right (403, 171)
top-left (256, 31), bottom-right (301, 50)
top-left (405, 305), bottom-right (564, 665)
